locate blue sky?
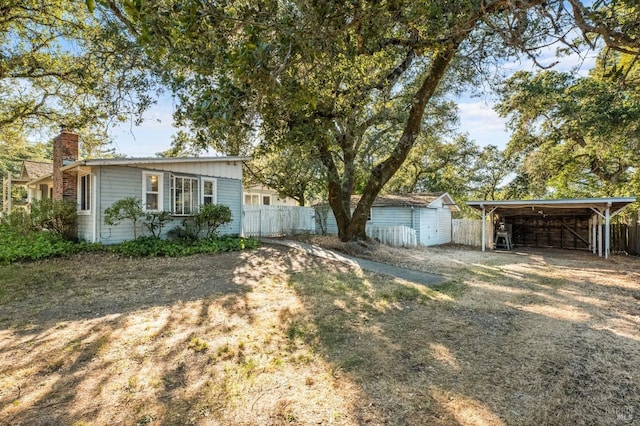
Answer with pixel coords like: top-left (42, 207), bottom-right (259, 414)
top-left (110, 50), bottom-right (597, 157)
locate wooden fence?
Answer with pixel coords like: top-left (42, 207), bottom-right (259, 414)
top-left (367, 225), bottom-right (417, 247)
top-left (452, 219), bottom-right (483, 246)
top-left (242, 205), bottom-right (315, 237)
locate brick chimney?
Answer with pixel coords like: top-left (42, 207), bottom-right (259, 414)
top-left (52, 126), bottom-right (79, 201)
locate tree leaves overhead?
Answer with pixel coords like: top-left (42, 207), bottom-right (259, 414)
top-left (1, 0), bottom-right (158, 153)
top-left (496, 51), bottom-right (640, 198)
top-left (101, 0), bottom-right (640, 238)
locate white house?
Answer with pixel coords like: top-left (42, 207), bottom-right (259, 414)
top-left (318, 193), bottom-right (459, 246)
top-left (23, 129), bottom-right (247, 244)
top-left (243, 184), bottom-right (298, 206)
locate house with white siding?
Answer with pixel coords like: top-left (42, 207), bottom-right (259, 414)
top-left (24, 129), bottom-right (247, 244)
top-left (318, 193), bottom-right (459, 246)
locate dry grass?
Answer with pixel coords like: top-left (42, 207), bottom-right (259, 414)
top-left (0, 241), bottom-right (639, 425)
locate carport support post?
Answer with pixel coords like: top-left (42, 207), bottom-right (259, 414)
top-left (598, 214), bottom-right (603, 257)
top-left (605, 203), bottom-right (611, 259)
top-left (481, 205), bottom-right (486, 252)
top-left (591, 216), bottom-right (597, 254)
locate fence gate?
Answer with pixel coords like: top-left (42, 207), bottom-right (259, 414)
top-left (242, 205), bottom-right (315, 237)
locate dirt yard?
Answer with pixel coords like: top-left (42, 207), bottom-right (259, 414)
top-left (0, 241), bottom-right (639, 425)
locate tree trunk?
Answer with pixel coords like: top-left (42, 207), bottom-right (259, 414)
top-left (341, 44), bottom-right (460, 241)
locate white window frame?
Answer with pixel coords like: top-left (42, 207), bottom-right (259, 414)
top-left (142, 171), bottom-right (163, 212)
top-left (262, 195), bottom-right (271, 205)
top-left (244, 193), bottom-right (259, 205)
top-left (201, 178), bottom-right (217, 206)
top-left (78, 173), bottom-right (92, 214)
top-left (171, 174), bottom-right (199, 216)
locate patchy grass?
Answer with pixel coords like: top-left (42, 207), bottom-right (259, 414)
top-left (0, 243), bottom-right (639, 425)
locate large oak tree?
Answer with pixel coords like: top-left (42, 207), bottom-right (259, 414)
top-left (101, 0), bottom-right (640, 240)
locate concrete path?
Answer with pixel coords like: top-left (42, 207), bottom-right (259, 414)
top-left (262, 238), bottom-right (446, 287)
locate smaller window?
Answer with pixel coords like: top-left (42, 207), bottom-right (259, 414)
top-left (262, 195), bottom-right (271, 205)
top-left (202, 178), bottom-right (217, 205)
top-left (79, 174), bottom-right (91, 212)
top-left (244, 194), bottom-right (259, 205)
top-left (143, 172), bottom-right (163, 211)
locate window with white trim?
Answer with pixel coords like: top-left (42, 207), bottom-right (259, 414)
top-left (244, 194), bottom-right (259, 205)
top-left (79, 174), bottom-right (91, 212)
top-left (202, 178), bottom-right (217, 205)
top-left (172, 175), bottom-right (199, 215)
top-left (142, 172), bottom-right (163, 211)
top-left (262, 195), bottom-right (271, 205)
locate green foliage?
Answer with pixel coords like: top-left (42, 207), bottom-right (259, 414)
top-left (144, 210), bottom-right (172, 238)
top-left (166, 219), bottom-right (200, 242)
top-left (1, 0), bottom-right (158, 153)
top-left (496, 56), bottom-right (640, 198)
top-left (195, 204), bottom-right (233, 238)
top-left (109, 235), bottom-right (259, 257)
top-left (0, 224), bottom-right (100, 264)
top-left (30, 199), bottom-right (78, 241)
top-left (104, 197), bottom-right (145, 239)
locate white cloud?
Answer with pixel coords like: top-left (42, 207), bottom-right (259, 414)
top-left (457, 101), bottom-right (510, 148)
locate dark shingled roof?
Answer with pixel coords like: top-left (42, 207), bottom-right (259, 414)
top-left (350, 192), bottom-right (447, 207)
top-left (20, 161), bottom-right (53, 180)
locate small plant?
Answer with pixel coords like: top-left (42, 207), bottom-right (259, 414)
top-left (195, 204), bottom-right (233, 238)
top-left (144, 210), bottom-right (172, 238)
top-left (104, 197), bottom-right (145, 239)
top-left (188, 337), bottom-right (209, 352)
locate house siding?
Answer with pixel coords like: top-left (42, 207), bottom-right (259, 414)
top-left (370, 207), bottom-right (413, 228)
top-left (419, 209), bottom-right (439, 246)
top-left (77, 214), bottom-right (93, 242)
top-left (139, 161), bottom-right (242, 180)
top-left (437, 207), bottom-right (452, 245)
top-left (95, 165), bottom-right (242, 244)
top-left (97, 166), bottom-right (145, 244)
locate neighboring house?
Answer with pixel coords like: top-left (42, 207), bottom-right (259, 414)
top-left (243, 184), bottom-right (297, 206)
top-left (23, 129), bottom-right (247, 244)
top-left (2, 161), bottom-right (53, 213)
top-left (318, 193), bottom-right (459, 246)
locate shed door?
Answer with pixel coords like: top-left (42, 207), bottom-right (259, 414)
top-left (437, 208), bottom-right (452, 245)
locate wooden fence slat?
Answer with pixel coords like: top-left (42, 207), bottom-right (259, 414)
top-left (242, 205), bottom-right (316, 237)
top-left (452, 219), bottom-right (483, 246)
top-left (367, 225), bottom-right (416, 247)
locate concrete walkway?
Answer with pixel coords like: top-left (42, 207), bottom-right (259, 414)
top-left (262, 238), bottom-right (446, 287)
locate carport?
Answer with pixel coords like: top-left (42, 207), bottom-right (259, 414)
top-left (467, 197), bottom-right (637, 259)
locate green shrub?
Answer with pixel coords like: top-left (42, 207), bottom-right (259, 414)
top-left (195, 204), bottom-right (233, 238)
top-left (30, 199), bottom-right (78, 241)
top-left (0, 209), bottom-right (33, 235)
top-left (144, 211), bottom-right (172, 238)
top-left (0, 227), bottom-right (100, 264)
top-left (109, 235), bottom-right (259, 258)
top-left (104, 197), bottom-right (145, 239)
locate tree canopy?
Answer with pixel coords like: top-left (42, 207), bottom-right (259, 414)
top-left (497, 50), bottom-right (640, 198)
top-left (97, 0), bottom-right (640, 239)
top-left (1, 0), bottom-right (158, 155)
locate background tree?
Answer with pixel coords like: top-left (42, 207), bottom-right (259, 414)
top-left (101, 0), bottom-right (640, 240)
top-left (496, 52), bottom-right (640, 198)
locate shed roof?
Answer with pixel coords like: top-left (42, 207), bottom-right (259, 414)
top-left (352, 192), bottom-right (459, 210)
top-left (466, 197), bottom-right (636, 218)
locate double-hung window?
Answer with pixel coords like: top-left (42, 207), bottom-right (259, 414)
top-left (78, 174), bottom-right (91, 212)
top-left (143, 172), bottom-right (163, 211)
top-left (202, 178), bottom-right (217, 205)
top-left (172, 175), bottom-right (199, 215)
